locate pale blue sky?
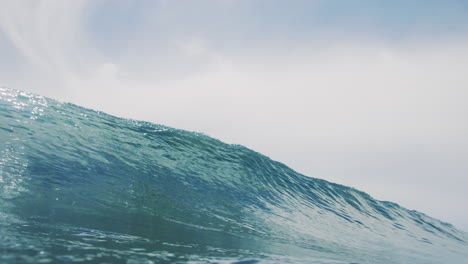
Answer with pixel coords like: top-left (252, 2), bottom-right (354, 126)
top-left (1, 0), bottom-right (467, 231)
top-left (83, 0), bottom-right (468, 57)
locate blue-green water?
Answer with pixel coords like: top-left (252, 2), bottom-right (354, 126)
top-left (0, 88), bottom-right (467, 264)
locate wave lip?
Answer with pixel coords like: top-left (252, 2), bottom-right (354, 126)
top-left (1, 87), bottom-right (467, 264)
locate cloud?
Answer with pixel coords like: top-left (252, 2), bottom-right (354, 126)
top-left (0, 0), bottom-right (100, 96)
top-left (0, 0), bottom-right (467, 231)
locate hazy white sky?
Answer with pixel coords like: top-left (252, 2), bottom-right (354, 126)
top-left (1, 0), bottom-right (467, 231)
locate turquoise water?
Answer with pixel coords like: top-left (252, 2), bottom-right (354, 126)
top-left (0, 88), bottom-right (467, 264)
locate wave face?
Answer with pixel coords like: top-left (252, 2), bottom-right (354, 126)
top-left (0, 88), bottom-right (467, 264)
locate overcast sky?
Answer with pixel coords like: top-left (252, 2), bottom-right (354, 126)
top-left (1, 0), bottom-right (467, 231)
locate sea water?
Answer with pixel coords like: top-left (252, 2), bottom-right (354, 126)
top-left (1, 88), bottom-right (467, 263)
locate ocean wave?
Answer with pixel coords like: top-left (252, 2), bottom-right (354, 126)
top-left (1, 88), bottom-right (467, 263)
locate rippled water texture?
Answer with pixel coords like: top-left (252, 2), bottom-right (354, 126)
top-left (1, 88), bottom-right (467, 263)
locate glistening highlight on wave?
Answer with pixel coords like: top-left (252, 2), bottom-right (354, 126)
top-left (0, 88), bottom-right (467, 264)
